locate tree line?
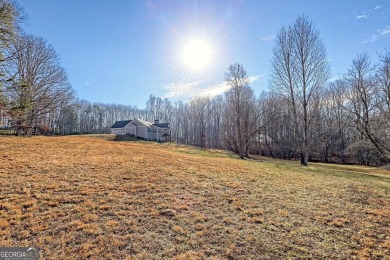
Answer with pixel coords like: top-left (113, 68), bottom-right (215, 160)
top-left (0, 2), bottom-right (388, 166)
top-left (0, 1), bottom-right (74, 136)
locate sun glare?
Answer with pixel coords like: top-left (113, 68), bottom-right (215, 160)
top-left (181, 39), bottom-right (213, 71)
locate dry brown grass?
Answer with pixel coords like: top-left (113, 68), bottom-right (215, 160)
top-left (0, 135), bottom-right (389, 259)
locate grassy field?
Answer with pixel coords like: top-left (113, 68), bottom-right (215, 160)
top-left (0, 135), bottom-right (389, 259)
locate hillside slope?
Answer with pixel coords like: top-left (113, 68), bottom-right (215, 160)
top-left (0, 135), bottom-right (389, 259)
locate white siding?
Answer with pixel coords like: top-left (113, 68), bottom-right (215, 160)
top-left (125, 126), bottom-right (136, 135)
top-left (111, 128), bottom-right (126, 135)
top-left (137, 126), bottom-right (147, 139)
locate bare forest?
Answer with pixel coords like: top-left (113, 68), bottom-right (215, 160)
top-left (1, 4), bottom-right (389, 166)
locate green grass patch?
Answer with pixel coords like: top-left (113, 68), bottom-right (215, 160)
top-left (255, 158), bottom-right (390, 190)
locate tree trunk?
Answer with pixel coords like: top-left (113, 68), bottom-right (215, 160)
top-left (301, 144), bottom-right (309, 166)
top-left (303, 152), bottom-right (309, 166)
top-left (324, 148), bottom-right (329, 163)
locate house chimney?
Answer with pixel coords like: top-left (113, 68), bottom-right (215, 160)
top-left (154, 119), bottom-right (159, 124)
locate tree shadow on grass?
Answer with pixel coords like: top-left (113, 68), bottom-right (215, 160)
top-left (113, 135), bottom-right (144, 142)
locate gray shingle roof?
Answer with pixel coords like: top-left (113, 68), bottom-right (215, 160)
top-left (152, 123), bottom-right (169, 128)
top-left (111, 120), bottom-right (132, 128)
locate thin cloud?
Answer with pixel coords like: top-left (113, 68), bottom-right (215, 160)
top-left (198, 82), bottom-right (230, 97)
top-left (329, 77), bottom-right (339, 82)
top-left (260, 35), bottom-right (275, 42)
top-left (365, 25), bottom-right (390, 42)
top-left (356, 14), bottom-right (368, 19)
top-left (199, 75), bottom-right (261, 98)
top-left (354, 5), bottom-right (384, 22)
top-left (84, 79), bottom-right (94, 86)
top-left (249, 75), bottom-right (260, 83)
top-left (355, 5), bottom-right (383, 21)
top-left (163, 75), bottom-right (261, 100)
top-left (163, 79), bottom-right (202, 99)
top-left (379, 26), bottom-right (390, 36)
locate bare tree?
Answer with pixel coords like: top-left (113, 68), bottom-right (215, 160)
top-left (2, 34), bottom-right (74, 136)
top-left (270, 15), bottom-right (330, 166)
top-left (145, 94), bottom-right (165, 122)
top-left (318, 80), bottom-right (350, 163)
top-left (0, 0), bottom-right (23, 108)
top-left (224, 63), bottom-right (261, 159)
top-left (377, 50), bottom-right (390, 122)
top-left (189, 97), bottom-right (211, 149)
top-left (209, 95), bottom-right (224, 148)
top-left (344, 53), bottom-right (390, 162)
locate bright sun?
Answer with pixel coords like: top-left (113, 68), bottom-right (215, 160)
top-left (181, 39), bottom-right (213, 71)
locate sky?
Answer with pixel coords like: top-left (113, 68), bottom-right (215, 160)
top-left (16, 0), bottom-right (390, 108)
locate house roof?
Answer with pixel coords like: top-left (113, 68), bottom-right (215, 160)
top-left (111, 120), bottom-right (132, 129)
top-left (153, 123), bottom-right (169, 128)
top-left (131, 118), bottom-right (153, 127)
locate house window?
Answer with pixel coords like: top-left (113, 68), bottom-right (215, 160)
top-left (153, 129), bottom-right (157, 133)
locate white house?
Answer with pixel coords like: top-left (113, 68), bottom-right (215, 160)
top-left (110, 118), bottom-right (171, 142)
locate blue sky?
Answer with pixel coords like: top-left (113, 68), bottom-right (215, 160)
top-left (17, 0), bottom-right (390, 108)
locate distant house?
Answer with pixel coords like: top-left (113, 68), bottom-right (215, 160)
top-left (110, 118), bottom-right (171, 141)
top-left (110, 120), bottom-right (133, 136)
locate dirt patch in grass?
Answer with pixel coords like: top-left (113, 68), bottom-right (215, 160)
top-left (0, 135), bottom-right (389, 259)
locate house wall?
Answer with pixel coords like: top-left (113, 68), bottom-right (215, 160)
top-left (153, 127), bottom-right (170, 141)
top-left (136, 126), bottom-right (167, 141)
top-left (111, 128), bottom-right (126, 135)
top-left (159, 128), bottom-right (170, 141)
top-left (126, 126), bottom-right (136, 135)
top-left (150, 128), bottom-right (158, 140)
top-left (137, 126), bottom-right (149, 139)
